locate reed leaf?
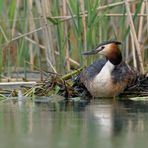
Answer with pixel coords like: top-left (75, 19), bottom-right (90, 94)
top-left (0, 0), bottom-right (147, 78)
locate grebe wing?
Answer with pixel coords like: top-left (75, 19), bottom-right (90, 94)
top-left (112, 62), bottom-right (137, 85)
top-left (80, 59), bottom-right (107, 82)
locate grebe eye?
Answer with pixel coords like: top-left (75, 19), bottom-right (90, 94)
top-left (101, 46), bottom-right (105, 49)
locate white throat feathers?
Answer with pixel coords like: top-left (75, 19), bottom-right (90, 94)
top-left (95, 60), bottom-right (115, 82)
top-left (89, 60), bottom-right (115, 97)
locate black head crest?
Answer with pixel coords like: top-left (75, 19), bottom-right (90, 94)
top-left (97, 40), bottom-right (121, 47)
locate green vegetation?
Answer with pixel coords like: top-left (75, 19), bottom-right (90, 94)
top-left (0, 0), bottom-right (147, 79)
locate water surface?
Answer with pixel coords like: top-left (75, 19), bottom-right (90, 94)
top-left (0, 99), bottom-right (148, 148)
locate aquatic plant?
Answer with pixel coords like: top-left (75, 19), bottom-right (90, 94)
top-left (0, 0), bottom-right (147, 77)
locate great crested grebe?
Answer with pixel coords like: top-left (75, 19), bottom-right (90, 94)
top-left (79, 41), bottom-right (137, 97)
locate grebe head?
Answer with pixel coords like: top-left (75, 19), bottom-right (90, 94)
top-left (83, 41), bottom-right (122, 65)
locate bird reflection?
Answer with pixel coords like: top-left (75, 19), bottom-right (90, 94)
top-left (92, 99), bottom-right (148, 138)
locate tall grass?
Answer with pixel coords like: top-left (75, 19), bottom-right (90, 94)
top-left (0, 0), bottom-right (147, 80)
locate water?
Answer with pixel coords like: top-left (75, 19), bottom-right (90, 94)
top-left (0, 99), bottom-right (148, 148)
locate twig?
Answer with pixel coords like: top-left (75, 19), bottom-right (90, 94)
top-left (2, 27), bottom-right (44, 48)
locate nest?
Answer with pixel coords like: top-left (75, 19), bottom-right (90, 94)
top-left (34, 69), bottom-right (148, 99)
top-left (120, 75), bottom-right (148, 97)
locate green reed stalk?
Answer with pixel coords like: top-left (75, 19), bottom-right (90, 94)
top-left (55, 0), bottom-right (65, 73)
top-left (0, 0), bottom-right (147, 76)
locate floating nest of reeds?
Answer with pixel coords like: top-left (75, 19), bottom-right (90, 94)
top-left (1, 68), bottom-right (146, 102)
top-left (34, 68), bottom-right (86, 99)
top-left (120, 75), bottom-right (148, 97)
top-left (34, 68), bottom-right (148, 100)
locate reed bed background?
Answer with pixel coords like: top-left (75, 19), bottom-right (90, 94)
top-left (0, 0), bottom-right (148, 81)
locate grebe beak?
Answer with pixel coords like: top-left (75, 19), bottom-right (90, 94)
top-left (82, 46), bottom-right (103, 55)
top-left (82, 48), bottom-right (98, 55)
top-left (82, 41), bottom-right (122, 56)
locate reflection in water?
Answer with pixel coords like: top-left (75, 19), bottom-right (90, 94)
top-left (0, 100), bottom-right (148, 148)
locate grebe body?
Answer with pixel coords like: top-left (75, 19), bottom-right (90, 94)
top-left (80, 41), bottom-right (136, 97)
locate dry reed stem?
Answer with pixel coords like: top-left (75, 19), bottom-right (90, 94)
top-left (125, 36), bottom-right (129, 61)
top-left (81, 0), bottom-right (137, 15)
top-left (20, 33), bottom-right (80, 67)
top-left (18, 33), bottom-right (45, 49)
top-left (138, 1), bottom-right (145, 65)
top-left (145, 0), bottom-right (148, 40)
top-left (55, 51), bottom-right (80, 67)
top-left (130, 31), bottom-right (137, 68)
top-left (28, 0), bottom-right (42, 78)
top-left (97, 0), bottom-right (137, 11)
top-left (47, 13), bottom-right (148, 23)
top-left (27, 1), bottom-right (42, 79)
top-left (0, 25), bottom-right (8, 42)
top-left (35, 0), bottom-right (56, 73)
top-left (63, 0), bottom-right (70, 71)
top-left (138, 1), bottom-right (145, 43)
top-left (1, 0), bottom-right (146, 74)
top-left (42, 0), bottom-right (56, 69)
top-left (1, 27), bottom-right (44, 48)
top-left (28, 0), bottom-right (34, 70)
top-left (80, 0), bottom-right (87, 51)
top-left (47, 0), bottom-right (138, 21)
top-left (105, 13), bottom-right (148, 16)
top-left (124, 0), bottom-right (144, 74)
top-left (1, 12), bottom-right (148, 24)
